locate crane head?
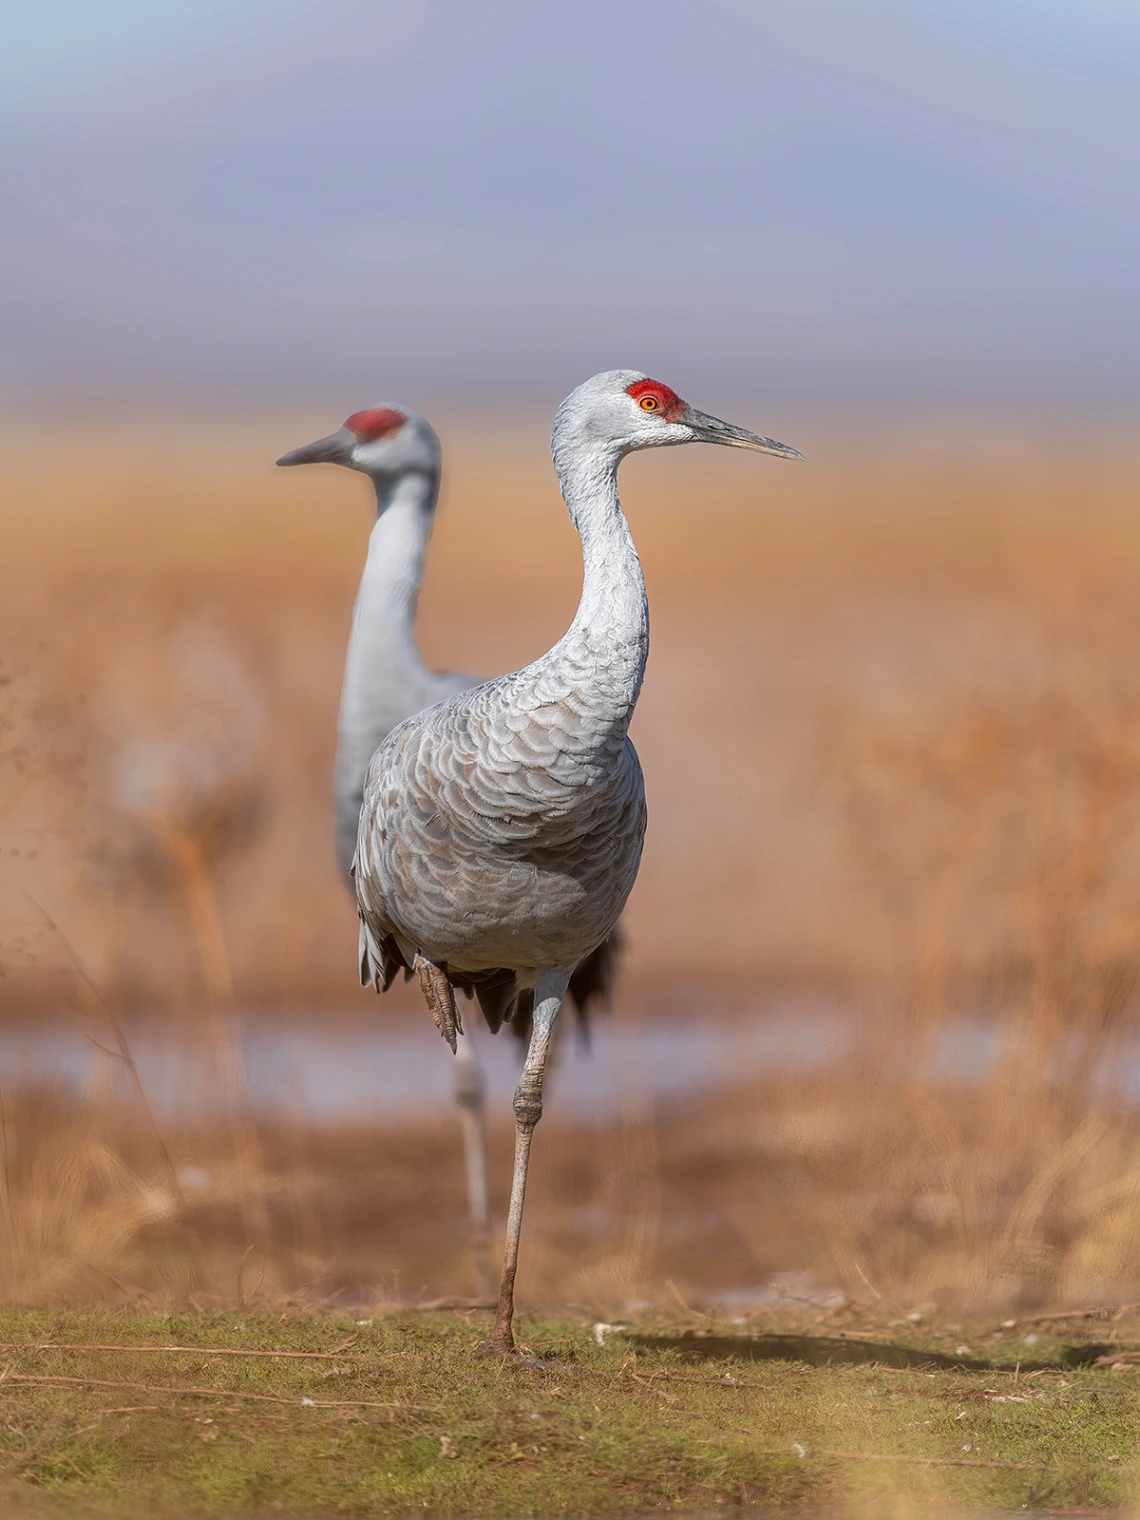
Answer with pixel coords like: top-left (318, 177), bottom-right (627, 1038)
top-left (276, 405), bottom-right (441, 480)
top-left (554, 371), bottom-right (803, 462)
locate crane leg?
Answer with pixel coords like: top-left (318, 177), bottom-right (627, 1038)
top-left (483, 966), bottom-right (572, 1357)
top-left (453, 1032), bottom-right (494, 1299)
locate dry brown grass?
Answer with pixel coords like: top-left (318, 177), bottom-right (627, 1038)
top-left (4, 405), bottom-right (1140, 1314)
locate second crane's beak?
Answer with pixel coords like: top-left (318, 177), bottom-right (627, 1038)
top-left (276, 427), bottom-right (356, 468)
top-left (682, 406), bottom-right (804, 460)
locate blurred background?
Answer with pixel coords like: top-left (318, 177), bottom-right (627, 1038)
top-left (3, 0), bottom-right (1140, 1314)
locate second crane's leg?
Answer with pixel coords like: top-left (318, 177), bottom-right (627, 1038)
top-left (486, 967), bottom-right (572, 1357)
top-left (453, 1033), bottom-right (494, 1299)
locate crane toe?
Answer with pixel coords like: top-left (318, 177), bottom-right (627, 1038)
top-left (414, 953), bottom-right (462, 1052)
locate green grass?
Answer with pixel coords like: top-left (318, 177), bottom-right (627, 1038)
top-left (0, 1307), bottom-right (1136, 1516)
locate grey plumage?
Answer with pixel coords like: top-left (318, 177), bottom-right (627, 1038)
top-left (284, 370), bottom-right (801, 1355)
top-left (352, 374), bottom-right (670, 1048)
top-left (284, 404), bottom-right (621, 1034)
top-left (354, 638), bottom-right (647, 1031)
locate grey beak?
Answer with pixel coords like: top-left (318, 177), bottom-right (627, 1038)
top-left (276, 427), bottom-right (356, 468)
top-left (682, 407), bottom-right (804, 460)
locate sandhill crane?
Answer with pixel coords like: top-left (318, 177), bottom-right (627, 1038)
top-left (349, 371), bottom-right (801, 1354)
top-left (276, 403), bottom-right (618, 1296)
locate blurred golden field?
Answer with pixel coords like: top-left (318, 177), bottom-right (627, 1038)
top-left (4, 404), bottom-right (1140, 1316)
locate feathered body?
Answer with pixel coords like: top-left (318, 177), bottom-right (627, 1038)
top-left (355, 391), bottom-right (649, 1029)
top-left (294, 404), bottom-right (622, 1031)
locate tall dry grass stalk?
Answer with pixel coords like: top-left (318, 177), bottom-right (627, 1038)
top-left (148, 814), bottom-right (271, 1251)
top-left (757, 601), bottom-right (1140, 1308)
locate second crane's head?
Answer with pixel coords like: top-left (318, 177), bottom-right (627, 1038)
top-left (553, 370), bottom-right (803, 468)
top-left (276, 405), bottom-right (441, 490)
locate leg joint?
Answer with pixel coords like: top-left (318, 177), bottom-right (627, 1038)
top-left (513, 1073), bottom-right (543, 1132)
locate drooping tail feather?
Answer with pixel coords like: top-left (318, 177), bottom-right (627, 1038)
top-left (358, 918), bottom-right (623, 1048)
top-left (358, 917), bottom-right (407, 993)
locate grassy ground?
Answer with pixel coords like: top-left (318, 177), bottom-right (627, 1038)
top-left (0, 1308), bottom-right (1137, 1516)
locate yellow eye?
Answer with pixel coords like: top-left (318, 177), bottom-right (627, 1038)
top-left (639, 395), bottom-right (659, 411)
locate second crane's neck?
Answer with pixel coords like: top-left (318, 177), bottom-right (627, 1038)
top-left (332, 467), bottom-right (441, 881)
top-left (555, 441), bottom-right (649, 722)
top-left (347, 468), bottom-right (439, 688)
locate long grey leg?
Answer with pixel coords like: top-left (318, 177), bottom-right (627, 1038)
top-left (453, 1032), bottom-right (493, 1298)
top-left (485, 967), bottom-right (572, 1356)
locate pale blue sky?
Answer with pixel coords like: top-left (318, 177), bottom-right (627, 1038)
top-left (3, 0), bottom-right (1138, 404)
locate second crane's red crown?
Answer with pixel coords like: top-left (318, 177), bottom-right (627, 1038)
top-left (626, 379), bottom-right (685, 421)
top-left (345, 407), bottom-right (406, 441)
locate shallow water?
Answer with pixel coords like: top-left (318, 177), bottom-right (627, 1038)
top-left (0, 996), bottom-right (1129, 1122)
top-left (0, 993), bottom-right (847, 1119)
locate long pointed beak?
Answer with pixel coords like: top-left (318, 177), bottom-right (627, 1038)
top-left (682, 407), bottom-right (804, 460)
top-left (276, 427), bottom-right (356, 467)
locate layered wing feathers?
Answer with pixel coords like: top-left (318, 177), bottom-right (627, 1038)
top-left (354, 651), bottom-right (645, 986)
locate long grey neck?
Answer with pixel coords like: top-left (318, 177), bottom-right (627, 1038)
top-left (343, 469), bottom-right (438, 692)
top-left (336, 467), bottom-right (440, 824)
top-left (552, 441), bottom-right (649, 733)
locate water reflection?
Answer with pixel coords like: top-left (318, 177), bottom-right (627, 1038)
top-left (0, 994), bottom-right (847, 1119)
top-left (0, 997), bottom-right (1126, 1121)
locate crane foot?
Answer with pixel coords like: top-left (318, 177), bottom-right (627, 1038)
top-left (414, 955), bottom-right (461, 1052)
top-left (475, 1339), bottom-right (551, 1369)
top-left (476, 1336), bottom-right (518, 1360)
